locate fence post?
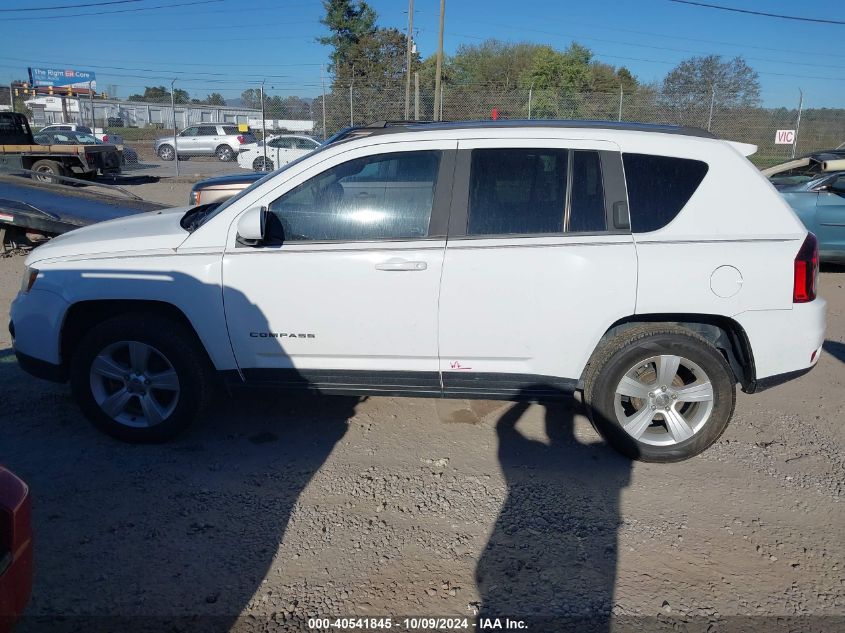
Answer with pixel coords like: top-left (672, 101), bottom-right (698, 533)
top-left (8, 84), bottom-right (13, 114)
top-left (792, 88), bottom-right (804, 159)
top-left (349, 82), bottom-right (353, 127)
top-left (439, 85), bottom-right (444, 121)
top-left (260, 80), bottom-right (267, 169)
top-left (707, 85), bottom-right (715, 131)
top-left (171, 79), bottom-right (179, 177)
top-left (528, 83), bottom-right (533, 120)
top-left (321, 67), bottom-right (327, 140)
top-left (618, 85), bottom-right (623, 122)
top-left (414, 71), bottom-right (420, 121)
top-left (88, 81), bottom-right (95, 130)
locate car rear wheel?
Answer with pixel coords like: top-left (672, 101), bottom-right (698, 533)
top-left (30, 160), bottom-right (65, 183)
top-left (70, 314), bottom-right (214, 443)
top-left (157, 144), bottom-right (175, 161)
top-left (253, 157), bottom-right (274, 171)
top-left (583, 325), bottom-right (735, 462)
top-left (215, 145), bottom-right (235, 161)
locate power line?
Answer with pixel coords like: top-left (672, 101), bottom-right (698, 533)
top-left (428, 29), bottom-right (845, 83)
top-left (0, 55), bottom-right (325, 69)
top-left (465, 20), bottom-right (845, 71)
top-left (2, 0), bottom-right (224, 20)
top-left (0, 0), bottom-right (144, 11)
top-left (667, 1), bottom-right (845, 26)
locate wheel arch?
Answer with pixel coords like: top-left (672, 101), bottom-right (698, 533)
top-left (61, 299), bottom-right (213, 373)
top-left (580, 314), bottom-right (757, 392)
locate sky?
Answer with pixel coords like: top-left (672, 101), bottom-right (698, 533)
top-left (1, 0), bottom-right (843, 108)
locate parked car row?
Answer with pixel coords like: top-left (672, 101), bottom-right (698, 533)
top-left (764, 152), bottom-right (845, 264)
top-left (33, 129), bottom-right (138, 167)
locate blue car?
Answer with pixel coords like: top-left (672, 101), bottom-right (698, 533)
top-left (779, 172), bottom-right (845, 263)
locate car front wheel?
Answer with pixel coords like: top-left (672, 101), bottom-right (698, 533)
top-left (70, 314), bottom-right (213, 443)
top-left (253, 157), bottom-right (274, 171)
top-left (215, 145), bottom-right (235, 161)
top-left (583, 325), bottom-right (735, 462)
top-left (157, 144), bottom-right (175, 161)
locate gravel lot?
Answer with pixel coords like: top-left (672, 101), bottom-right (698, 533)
top-left (1, 250), bottom-right (843, 632)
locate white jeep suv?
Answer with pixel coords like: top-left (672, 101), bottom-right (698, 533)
top-left (10, 121), bottom-right (826, 462)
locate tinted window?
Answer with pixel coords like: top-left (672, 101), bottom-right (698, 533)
top-left (197, 125), bottom-right (217, 136)
top-left (623, 153), bottom-right (708, 233)
top-left (468, 148), bottom-right (567, 235)
top-left (222, 126), bottom-right (239, 135)
top-left (181, 127), bottom-right (199, 137)
top-left (570, 151), bottom-right (607, 233)
top-left (267, 150), bottom-right (440, 242)
top-left (76, 126), bottom-right (92, 134)
top-left (269, 137), bottom-right (294, 149)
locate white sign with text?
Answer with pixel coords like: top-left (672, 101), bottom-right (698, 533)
top-left (775, 129), bottom-right (796, 145)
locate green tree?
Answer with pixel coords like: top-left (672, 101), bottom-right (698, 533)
top-left (318, 0), bottom-right (377, 73)
top-left (126, 86), bottom-right (190, 103)
top-left (206, 92), bottom-right (226, 106)
top-left (241, 88), bottom-right (262, 109)
top-left (662, 55), bottom-right (760, 110)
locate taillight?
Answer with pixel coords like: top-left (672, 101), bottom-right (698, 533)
top-left (237, 135), bottom-right (245, 144)
top-left (793, 232), bottom-right (819, 303)
top-left (102, 134), bottom-right (108, 143)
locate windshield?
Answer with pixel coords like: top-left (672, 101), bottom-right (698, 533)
top-left (195, 145), bottom-right (329, 228)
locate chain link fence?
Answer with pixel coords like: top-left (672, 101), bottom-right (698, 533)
top-left (15, 81), bottom-right (842, 176)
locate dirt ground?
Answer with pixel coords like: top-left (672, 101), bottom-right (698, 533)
top-left (1, 248), bottom-right (843, 632)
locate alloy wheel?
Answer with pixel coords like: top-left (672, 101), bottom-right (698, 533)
top-left (89, 340), bottom-right (180, 428)
top-left (613, 354), bottom-right (715, 446)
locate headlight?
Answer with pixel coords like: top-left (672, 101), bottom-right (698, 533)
top-left (189, 189), bottom-right (200, 205)
top-left (21, 267), bottom-right (39, 293)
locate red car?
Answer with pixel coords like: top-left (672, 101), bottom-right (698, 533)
top-left (0, 467), bottom-right (32, 631)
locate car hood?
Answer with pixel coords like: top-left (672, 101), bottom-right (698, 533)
top-left (26, 207), bottom-right (192, 265)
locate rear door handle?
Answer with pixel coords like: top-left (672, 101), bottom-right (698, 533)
top-left (375, 258), bottom-right (427, 271)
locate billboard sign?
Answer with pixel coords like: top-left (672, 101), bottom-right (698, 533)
top-left (28, 67), bottom-right (96, 89)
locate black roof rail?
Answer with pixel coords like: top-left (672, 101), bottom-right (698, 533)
top-left (324, 119), bottom-right (716, 146)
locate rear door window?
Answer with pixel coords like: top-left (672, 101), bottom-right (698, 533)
top-left (465, 148), bottom-right (609, 236)
top-left (197, 125), bottom-right (217, 136)
top-left (622, 153), bottom-right (708, 233)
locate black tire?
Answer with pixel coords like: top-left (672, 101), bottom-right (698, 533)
top-left (157, 144), bottom-right (175, 161)
top-left (30, 159), bottom-right (65, 183)
top-left (583, 325), bottom-right (736, 462)
top-left (70, 313), bottom-right (214, 443)
top-left (253, 157), bottom-right (274, 171)
top-left (215, 145), bottom-right (235, 161)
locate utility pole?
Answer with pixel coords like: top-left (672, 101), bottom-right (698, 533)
top-left (260, 80), bottom-right (267, 169)
top-left (171, 78), bottom-right (179, 177)
top-left (9, 83), bottom-right (14, 114)
top-left (433, 0), bottom-right (446, 121)
top-left (404, 0), bottom-right (414, 120)
top-left (349, 81), bottom-right (354, 126)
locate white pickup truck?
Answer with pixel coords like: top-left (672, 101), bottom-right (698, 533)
top-left (9, 120), bottom-right (826, 462)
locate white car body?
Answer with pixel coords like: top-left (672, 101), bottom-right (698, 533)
top-left (236, 134), bottom-right (320, 171)
top-left (10, 121), bottom-right (826, 458)
top-left (38, 123), bottom-right (123, 145)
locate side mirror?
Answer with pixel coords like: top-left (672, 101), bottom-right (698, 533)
top-left (236, 206), bottom-right (267, 245)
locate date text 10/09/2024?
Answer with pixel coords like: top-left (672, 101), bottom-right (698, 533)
top-left (307, 617), bottom-right (528, 630)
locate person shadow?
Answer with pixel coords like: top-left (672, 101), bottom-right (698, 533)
top-left (476, 389), bottom-right (633, 633)
top-left (4, 268), bottom-right (360, 633)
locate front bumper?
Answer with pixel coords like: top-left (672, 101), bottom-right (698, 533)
top-left (9, 288), bottom-right (69, 372)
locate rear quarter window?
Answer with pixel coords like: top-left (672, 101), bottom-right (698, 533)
top-left (623, 153), bottom-right (708, 233)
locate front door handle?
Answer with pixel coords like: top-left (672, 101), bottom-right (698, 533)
top-left (375, 258), bottom-right (427, 271)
